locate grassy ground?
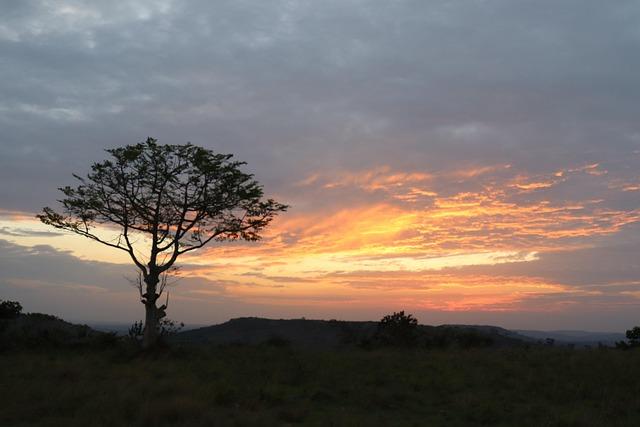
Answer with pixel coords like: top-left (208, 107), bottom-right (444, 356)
top-left (2, 345), bottom-right (640, 426)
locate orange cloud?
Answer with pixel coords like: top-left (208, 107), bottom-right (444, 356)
top-left (450, 164), bottom-right (512, 179)
top-left (5, 162), bottom-right (640, 314)
top-left (190, 163), bottom-right (639, 279)
top-left (302, 165), bottom-right (433, 192)
top-left (182, 268), bottom-right (572, 313)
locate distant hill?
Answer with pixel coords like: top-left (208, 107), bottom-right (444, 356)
top-left (4, 311), bottom-right (623, 350)
top-left (173, 317), bottom-right (533, 348)
top-left (442, 324), bottom-right (537, 345)
top-left (515, 329), bottom-right (625, 346)
top-left (0, 313), bottom-right (108, 349)
top-left (173, 317), bottom-right (377, 347)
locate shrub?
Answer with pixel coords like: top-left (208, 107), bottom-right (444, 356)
top-left (159, 319), bottom-right (184, 339)
top-left (626, 326), bottom-right (640, 345)
top-left (0, 300), bottom-right (22, 319)
top-left (374, 311), bottom-right (419, 347)
top-left (616, 326), bottom-right (640, 349)
top-left (128, 319), bottom-right (184, 347)
top-left (127, 320), bottom-right (145, 343)
top-left (24, 312), bottom-right (60, 321)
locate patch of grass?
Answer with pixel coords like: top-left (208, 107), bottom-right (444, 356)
top-left (2, 346), bottom-right (640, 426)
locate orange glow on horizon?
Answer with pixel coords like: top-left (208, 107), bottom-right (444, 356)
top-left (2, 161), bottom-right (639, 314)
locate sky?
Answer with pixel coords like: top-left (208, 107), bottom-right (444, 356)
top-left (1, 0), bottom-right (640, 331)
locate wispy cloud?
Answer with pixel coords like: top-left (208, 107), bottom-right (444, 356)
top-left (0, 226), bottom-right (64, 237)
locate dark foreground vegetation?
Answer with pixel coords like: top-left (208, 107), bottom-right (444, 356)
top-left (3, 305), bottom-right (640, 426)
top-left (3, 344), bottom-right (640, 426)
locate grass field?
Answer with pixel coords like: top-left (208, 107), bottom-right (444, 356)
top-left (2, 345), bottom-right (640, 426)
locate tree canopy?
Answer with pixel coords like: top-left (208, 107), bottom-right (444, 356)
top-left (38, 137), bottom-right (287, 347)
top-left (374, 311), bottom-right (419, 347)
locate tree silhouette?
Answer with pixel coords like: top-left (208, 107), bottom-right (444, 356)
top-left (0, 300), bottom-right (22, 319)
top-left (39, 138), bottom-right (287, 348)
top-left (626, 326), bottom-right (640, 346)
top-left (374, 311), bottom-right (419, 347)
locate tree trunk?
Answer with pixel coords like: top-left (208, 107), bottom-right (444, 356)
top-left (142, 302), bottom-right (159, 349)
top-left (142, 273), bottom-right (160, 349)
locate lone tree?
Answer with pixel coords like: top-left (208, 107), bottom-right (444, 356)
top-left (374, 311), bottom-right (419, 347)
top-left (38, 138), bottom-right (287, 348)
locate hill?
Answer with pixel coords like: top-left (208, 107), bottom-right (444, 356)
top-left (515, 329), bottom-right (625, 346)
top-left (0, 313), bottom-right (108, 349)
top-left (173, 317), bottom-right (533, 348)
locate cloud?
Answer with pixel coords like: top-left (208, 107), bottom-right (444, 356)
top-left (0, 239), bottom-right (272, 324)
top-left (240, 271), bottom-right (316, 284)
top-left (0, 226), bottom-right (63, 237)
top-left (445, 228), bottom-right (640, 291)
top-left (0, 0), bottom-right (639, 211)
top-left (201, 164), bottom-right (639, 264)
top-left (1, 1), bottom-right (640, 329)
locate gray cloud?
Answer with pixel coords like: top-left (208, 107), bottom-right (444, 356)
top-left (1, 1), bottom-right (639, 210)
top-left (445, 227), bottom-right (640, 290)
top-left (0, 239), bottom-right (275, 324)
top-left (0, 226), bottom-right (63, 237)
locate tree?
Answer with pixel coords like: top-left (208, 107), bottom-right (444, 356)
top-left (617, 326), bottom-right (640, 349)
top-left (374, 311), bottom-right (419, 347)
top-left (626, 326), bottom-right (640, 346)
top-left (38, 138), bottom-right (287, 348)
top-left (0, 300), bottom-right (22, 319)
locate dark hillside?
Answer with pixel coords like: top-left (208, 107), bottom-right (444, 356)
top-left (173, 317), bottom-right (379, 347)
top-left (173, 317), bottom-right (533, 348)
top-left (0, 313), bottom-right (107, 349)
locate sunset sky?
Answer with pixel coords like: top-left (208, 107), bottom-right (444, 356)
top-left (2, 1), bottom-right (640, 331)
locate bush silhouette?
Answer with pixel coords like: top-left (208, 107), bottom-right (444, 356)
top-left (374, 311), bottom-right (419, 347)
top-left (626, 326), bottom-right (640, 344)
top-left (128, 318), bottom-right (184, 347)
top-left (0, 300), bottom-right (22, 319)
top-left (616, 326), bottom-right (640, 349)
